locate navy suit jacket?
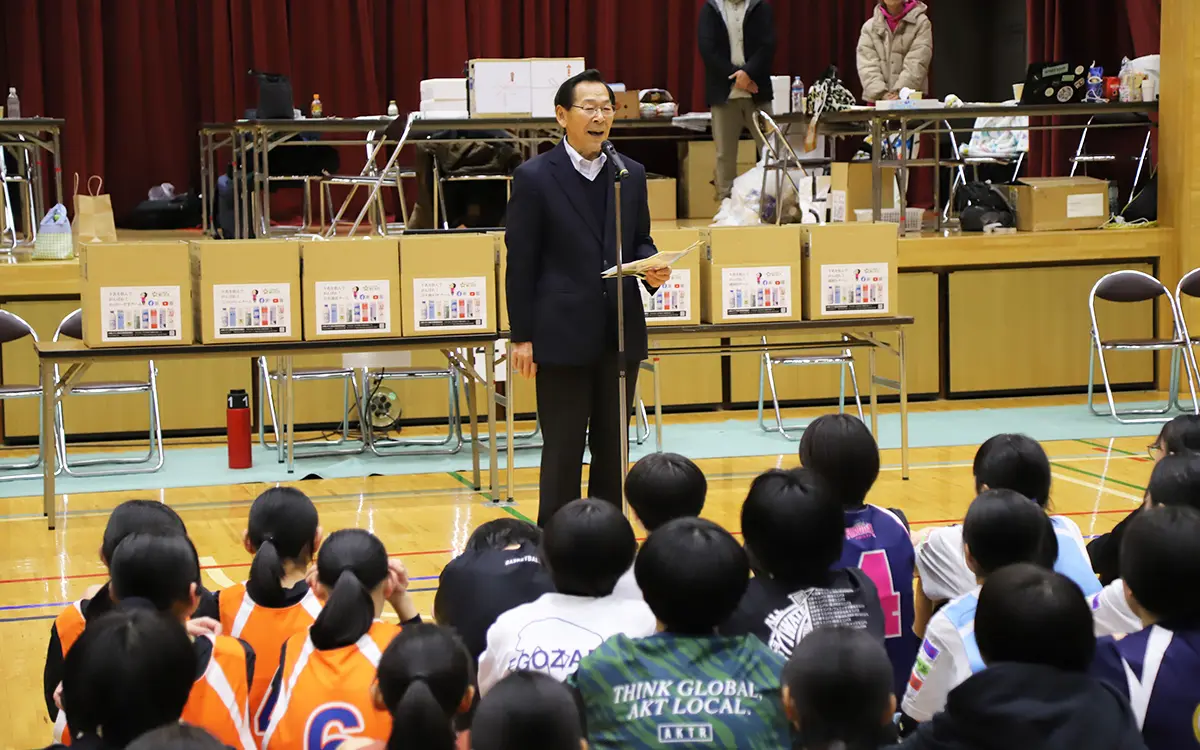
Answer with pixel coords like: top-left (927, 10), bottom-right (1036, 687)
top-left (505, 140), bottom-right (658, 366)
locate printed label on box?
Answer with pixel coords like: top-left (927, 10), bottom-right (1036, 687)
top-left (213, 283), bottom-right (293, 339)
top-left (1066, 192), bottom-right (1105, 219)
top-left (413, 277), bottom-right (488, 330)
top-left (643, 269), bottom-right (692, 320)
top-left (829, 190), bottom-right (848, 222)
top-left (820, 263), bottom-right (889, 315)
top-left (314, 280), bottom-right (391, 335)
top-left (100, 286), bottom-right (183, 342)
top-left (721, 266), bottom-right (792, 319)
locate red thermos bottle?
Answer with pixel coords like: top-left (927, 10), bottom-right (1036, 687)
top-left (227, 389), bottom-right (252, 469)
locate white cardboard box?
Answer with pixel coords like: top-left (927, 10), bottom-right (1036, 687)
top-left (420, 99), bottom-right (469, 113)
top-left (530, 58), bottom-right (587, 117)
top-left (469, 59), bottom-right (532, 117)
top-left (420, 78), bottom-right (467, 101)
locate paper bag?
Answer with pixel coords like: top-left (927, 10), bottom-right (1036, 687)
top-left (73, 174), bottom-right (118, 243)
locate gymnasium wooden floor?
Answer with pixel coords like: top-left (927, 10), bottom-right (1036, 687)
top-left (0, 396), bottom-right (1155, 748)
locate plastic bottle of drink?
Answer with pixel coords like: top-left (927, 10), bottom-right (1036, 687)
top-left (790, 77), bottom-right (804, 115)
top-left (311, 94), bottom-right (323, 118)
top-left (6, 87), bottom-right (20, 119)
top-left (387, 100), bottom-right (399, 117)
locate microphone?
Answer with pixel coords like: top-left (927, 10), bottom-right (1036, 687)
top-left (602, 141), bottom-right (630, 181)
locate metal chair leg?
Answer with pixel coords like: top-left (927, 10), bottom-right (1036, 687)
top-left (846, 359), bottom-right (866, 421)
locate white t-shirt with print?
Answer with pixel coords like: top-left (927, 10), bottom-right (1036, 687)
top-left (477, 592), bottom-right (656, 694)
top-left (901, 587), bottom-right (981, 722)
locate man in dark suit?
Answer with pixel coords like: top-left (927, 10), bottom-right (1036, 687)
top-left (505, 69), bottom-right (671, 525)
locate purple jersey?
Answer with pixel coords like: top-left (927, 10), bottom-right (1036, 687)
top-left (836, 504), bottom-right (919, 696)
top-left (1092, 625), bottom-right (1200, 750)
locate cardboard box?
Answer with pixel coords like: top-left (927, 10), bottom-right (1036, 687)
top-left (614, 90), bottom-right (640, 120)
top-left (468, 59), bottom-right (532, 117)
top-left (829, 163), bottom-right (897, 222)
top-left (679, 140), bottom-right (759, 220)
top-left (493, 231), bottom-right (509, 332)
top-left (701, 226), bottom-right (803, 324)
top-left (300, 238), bottom-right (401, 341)
top-left (530, 58), bottom-right (587, 118)
top-left (800, 223), bottom-right (899, 320)
top-left (189, 240), bottom-right (301, 344)
top-left (79, 241), bottom-right (193, 348)
top-left (1007, 176), bottom-right (1110, 232)
top-left (648, 178), bottom-right (678, 221)
top-left (401, 233), bottom-right (497, 336)
top-left (644, 228), bottom-right (703, 327)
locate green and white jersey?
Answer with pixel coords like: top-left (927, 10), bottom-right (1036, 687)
top-left (570, 632), bottom-right (792, 749)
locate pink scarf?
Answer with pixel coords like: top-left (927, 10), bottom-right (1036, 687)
top-left (880, 0), bottom-right (919, 32)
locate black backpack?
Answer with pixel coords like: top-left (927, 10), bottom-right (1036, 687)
top-left (955, 182), bottom-right (1015, 232)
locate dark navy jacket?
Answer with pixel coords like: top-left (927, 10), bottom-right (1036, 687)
top-left (505, 140), bottom-right (657, 366)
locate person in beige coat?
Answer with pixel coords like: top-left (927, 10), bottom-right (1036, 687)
top-left (856, 0), bottom-right (933, 103)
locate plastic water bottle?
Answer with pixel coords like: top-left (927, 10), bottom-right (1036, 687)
top-left (387, 100), bottom-right (399, 117)
top-left (6, 87), bottom-right (19, 119)
top-left (310, 94), bottom-right (323, 118)
top-left (790, 77), bottom-right (804, 115)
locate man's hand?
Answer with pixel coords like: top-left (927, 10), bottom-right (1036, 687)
top-left (511, 341), bottom-right (537, 379)
top-left (883, 91), bottom-right (901, 100)
top-left (730, 70), bottom-right (759, 94)
top-left (644, 267), bottom-right (673, 288)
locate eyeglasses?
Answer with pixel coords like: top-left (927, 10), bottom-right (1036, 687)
top-left (572, 104), bottom-right (616, 118)
top-left (1148, 443), bottom-right (1163, 460)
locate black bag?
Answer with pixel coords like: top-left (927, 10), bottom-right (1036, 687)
top-left (123, 193), bottom-right (202, 230)
top-left (250, 70), bottom-right (294, 120)
top-left (1121, 172), bottom-right (1157, 223)
top-left (955, 182), bottom-right (1015, 232)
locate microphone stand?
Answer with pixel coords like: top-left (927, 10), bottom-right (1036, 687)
top-left (606, 141), bottom-right (631, 516)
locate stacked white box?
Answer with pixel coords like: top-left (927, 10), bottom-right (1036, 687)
top-left (420, 78), bottom-right (467, 101)
top-left (419, 77), bottom-right (468, 119)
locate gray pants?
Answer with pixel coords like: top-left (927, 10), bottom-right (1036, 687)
top-left (711, 97), bottom-right (771, 200)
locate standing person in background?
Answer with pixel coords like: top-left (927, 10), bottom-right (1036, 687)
top-left (698, 0), bottom-right (776, 204)
top-left (856, 0), bottom-right (932, 103)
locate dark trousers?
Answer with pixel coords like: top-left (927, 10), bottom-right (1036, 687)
top-left (535, 353), bottom-right (639, 526)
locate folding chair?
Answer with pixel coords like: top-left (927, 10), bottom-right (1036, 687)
top-left (1087, 271), bottom-right (1198, 424)
top-left (0, 310), bottom-right (50, 479)
top-left (1069, 112), bottom-right (1154, 207)
top-left (53, 310), bottom-right (164, 476)
top-left (321, 129), bottom-right (415, 235)
top-left (757, 336), bottom-right (864, 440)
top-left (361, 359), bottom-right (464, 456)
top-left (257, 358), bottom-right (364, 458)
top-left (1170, 267), bottom-right (1200, 412)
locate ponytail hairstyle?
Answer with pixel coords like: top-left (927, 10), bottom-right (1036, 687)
top-left (309, 528), bottom-right (389, 650)
top-left (246, 487), bottom-right (320, 606)
top-left (376, 623), bottom-right (473, 750)
top-left (472, 672), bottom-right (584, 750)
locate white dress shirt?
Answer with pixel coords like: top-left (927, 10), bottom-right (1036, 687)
top-left (722, 0), bottom-right (752, 100)
top-left (476, 591), bottom-right (656, 694)
top-left (563, 138), bottom-right (608, 182)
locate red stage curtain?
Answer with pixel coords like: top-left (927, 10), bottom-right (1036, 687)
top-left (1025, 0), bottom-right (1160, 180)
top-left (3, 0), bottom-right (1154, 219)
